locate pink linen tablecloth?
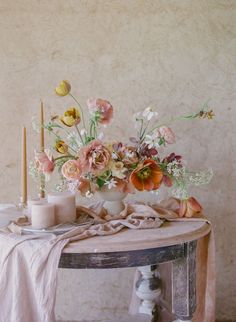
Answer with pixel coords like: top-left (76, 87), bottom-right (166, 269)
top-left (0, 200), bottom-right (215, 322)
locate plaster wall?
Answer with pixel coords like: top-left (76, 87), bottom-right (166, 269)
top-left (0, 0), bottom-right (235, 320)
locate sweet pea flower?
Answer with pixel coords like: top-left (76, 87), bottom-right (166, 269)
top-left (142, 107), bottom-right (158, 121)
top-left (61, 160), bottom-right (81, 180)
top-left (87, 98), bottom-right (113, 125)
top-left (55, 80), bottom-right (71, 96)
top-left (157, 126), bottom-right (175, 144)
top-left (35, 149), bottom-right (54, 174)
top-left (60, 107), bottom-right (80, 127)
top-left (79, 140), bottom-right (111, 175)
top-left (179, 197), bottom-right (202, 218)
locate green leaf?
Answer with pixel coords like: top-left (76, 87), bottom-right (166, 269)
top-left (97, 177), bottom-right (105, 188)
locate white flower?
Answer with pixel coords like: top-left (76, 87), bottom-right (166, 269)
top-left (80, 128), bottom-right (87, 136)
top-left (104, 178), bottom-right (117, 189)
top-left (111, 162), bottom-right (127, 179)
top-left (31, 116), bottom-right (40, 133)
top-left (67, 180), bottom-right (79, 192)
top-left (85, 191), bottom-right (94, 198)
top-left (142, 107), bottom-right (158, 121)
top-left (144, 133), bottom-right (159, 149)
top-left (97, 132), bottom-right (104, 140)
top-left (67, 132), bottom-right (82, 149)
top-left (112, 152), bottom-right (119, 160)
top-left (133, 112), bottom-right (142, 121)
top-left (167, 161), bottom-right (185, 177)
top-left (125, 150), bottom-right (135, 158)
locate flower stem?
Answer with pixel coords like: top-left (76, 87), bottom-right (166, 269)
top-left (69, 93), bottom-right (87, 131)
top-left (75, 124), bottom-right (85, 145)
top-left (54, 155), bottom-right (76, 162)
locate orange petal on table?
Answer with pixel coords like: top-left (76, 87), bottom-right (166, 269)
top-left (179, 200), bottom-right (187, 217)
top-left (179, 197), bottom-right (202, 218)
top-left (186, 197), bottom-right (202, 217)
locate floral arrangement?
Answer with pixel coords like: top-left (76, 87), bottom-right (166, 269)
top-left (31, 80), bottom-right (214, 217)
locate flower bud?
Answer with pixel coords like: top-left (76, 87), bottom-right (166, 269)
top-left (55, 80), bottom-right (71, 96)
top-left (55, 140), bottom-right (68, 154)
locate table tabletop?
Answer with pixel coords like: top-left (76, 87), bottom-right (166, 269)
top-left (59, 220), bottom-right (210, 269)
top-left (63, 220), bottom-right (211, 254)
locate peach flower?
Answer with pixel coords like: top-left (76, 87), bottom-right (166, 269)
top-left (130, 159), bottom-right (163, 191)
top-left (115, 178), bottom-right (135, 194)
top-left (79, 140), bottom-right (111, 175)
top-left (157, 126), bottom-right (175, 144)
top-left (61, 160), bottom-right (81, 180)
top-left (77, 177), bottom-right (92, 196)
top-left (35, 150), bottom-right (54, 174)
top-left (179, 197), bottom-right (202, 218)
top-left (87, 98), bottom-right (113, 125)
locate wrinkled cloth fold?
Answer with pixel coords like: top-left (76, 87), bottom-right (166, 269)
top-left (0, 199), bottom-right (215, 322)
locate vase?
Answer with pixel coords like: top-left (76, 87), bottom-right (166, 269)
top-left (98, 189), bottom-right (128, 216)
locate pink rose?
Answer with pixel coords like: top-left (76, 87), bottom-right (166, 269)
top-left (157, 126), bottom-right (175, 144)
top-left (35, 150), bottom-right (54, 174)
top-left (79, 140), bottom-right (111, 175)
top-left (87, 98), bottom-right (113, 125)
top-left (61, 160), bottom-right (81, 180)
top-left (179, 197), bottom-right (202, 218)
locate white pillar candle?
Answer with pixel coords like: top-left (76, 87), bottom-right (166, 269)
top-left (47, 192), bottom-right (76, 224)
top-left (31, 203), bottom-right (55, 229)
top-left (27, 198), bottom-right (47, 217)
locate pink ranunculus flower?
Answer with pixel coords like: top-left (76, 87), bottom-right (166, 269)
top-left (179, 197), bottom-right (202, 218)
top-left (35, 150), bottom-right (54, 174)
top-left (79, 139), bottom-right (111, 175)
top-left (61, 160), bottom-right (82, 180)
top-left (87, 98), bottom-right (113, 125)
top-left (157, 126), bottom-right (175, 144)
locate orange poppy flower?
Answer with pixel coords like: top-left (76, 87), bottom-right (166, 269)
top-left (130, 159), bottom-right (163, 191)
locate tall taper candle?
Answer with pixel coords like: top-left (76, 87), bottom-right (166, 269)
top-left (21, 126), bottom-right (27, 205)
top-left (40, 101), bottom-right (45, 152)
top-left (40, 101), bottom-right (45, 198)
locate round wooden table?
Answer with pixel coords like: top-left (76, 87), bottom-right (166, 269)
top-left (59, 221), bottom-right (211, 322)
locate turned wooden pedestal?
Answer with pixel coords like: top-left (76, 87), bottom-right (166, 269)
top-left (59, 221), bottom-right (211, 322)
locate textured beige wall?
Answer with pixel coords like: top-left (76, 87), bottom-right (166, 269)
top-left (0, 0), bottom-right (236, 320)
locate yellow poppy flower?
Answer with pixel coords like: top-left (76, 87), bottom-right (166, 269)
top-left (55, 140), bottom-right (69, 154)
top-left (60, 107), bottom-right (80, 127)
top-left (55, 80), bottom-right (71, 96)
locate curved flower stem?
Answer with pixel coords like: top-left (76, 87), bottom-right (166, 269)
top-left (75, 124), bottom-right (85, 145)
top-left (54, 155), bottom-right (76, 162)
top-left (140, 120), bottom-right (150, 141)
top-left (139, 119), bottom-right (144, 139)
top-left (49, 130), bottom-right (78, 154)
top-left (146, 101), bottom-right (211, 136)
top-left (69, 93), bottom-right (87, 132)
top-left (146, 114), bottom-right (198, 136)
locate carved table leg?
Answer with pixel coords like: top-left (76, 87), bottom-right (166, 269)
top-left (135, 265), bottom-right (161, 321)
top-left (171, 241), bottom-right (197, 322)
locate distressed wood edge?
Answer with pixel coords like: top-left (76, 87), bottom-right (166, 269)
top-left (59, 244), bottom-right (185, 269)
top-left (62, 223), bottom-right (211, 254)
